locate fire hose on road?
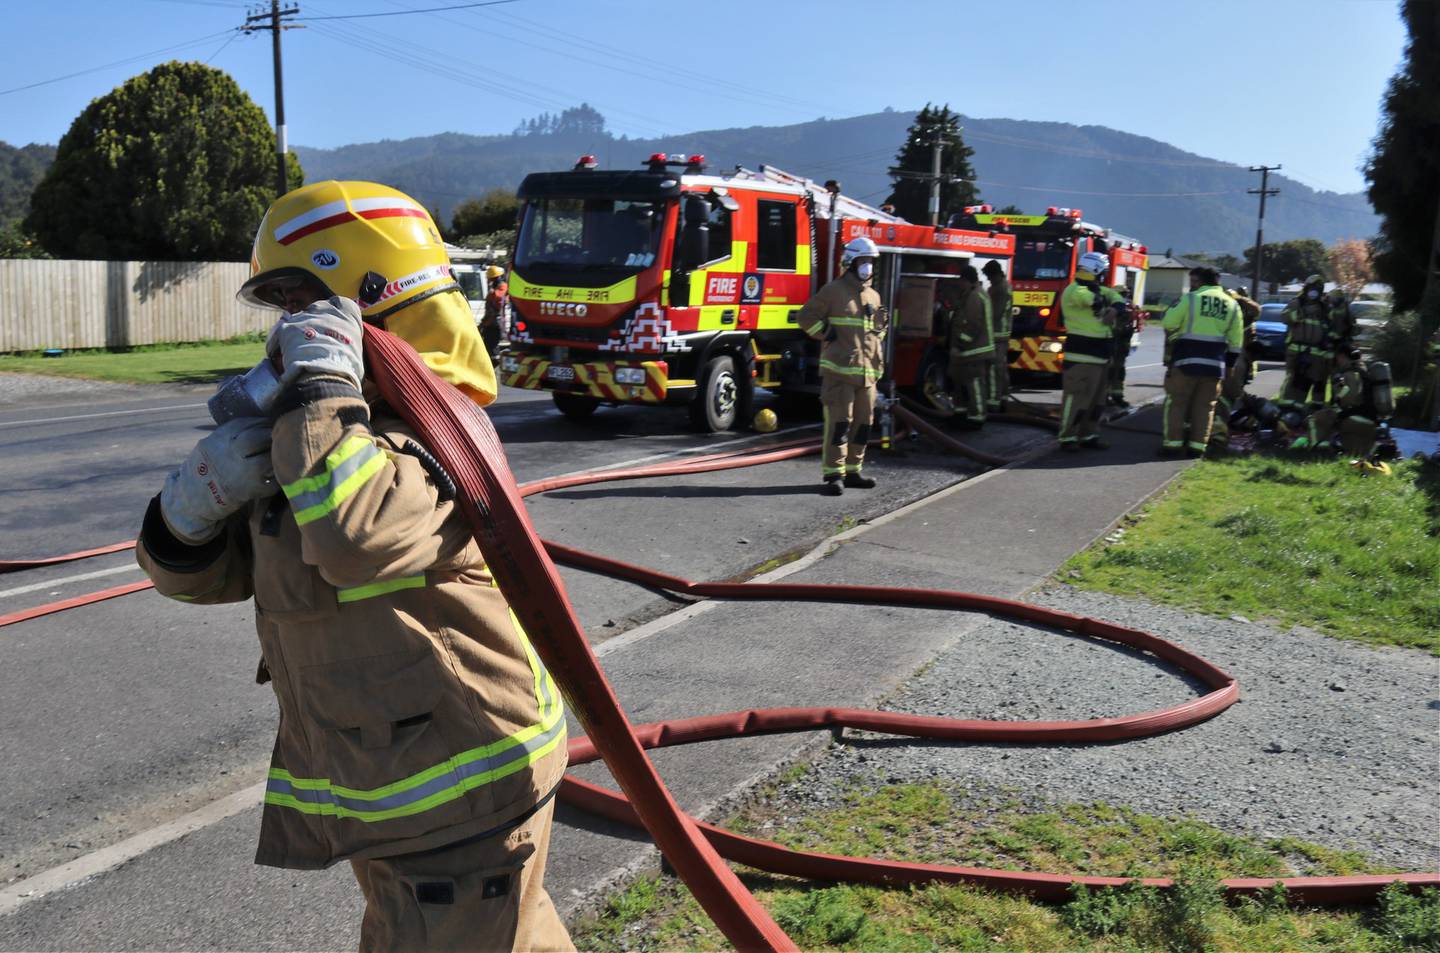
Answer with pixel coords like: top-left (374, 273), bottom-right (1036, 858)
top-left (3, 335), bottom-right (1435, 950)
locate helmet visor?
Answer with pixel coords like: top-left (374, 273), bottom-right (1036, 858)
top-left (239, 268), bottom-right (335, 311)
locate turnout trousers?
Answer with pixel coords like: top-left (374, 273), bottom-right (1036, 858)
top-left (1057, 361), bottom-right (1108, 446)
top-left (351, 798), bottom-right (573, 953)
top-left (1107, 331), bottom-right (1133, 399)
top-left (989, 344), bottom-right (1011, 410)
top-left (1279, 349), bottom-right (1332, 409)
top-left (948, 355), bottom-right (990, 425)
top-left (820, 374), bottom-right (877, 478)
top-left (1162, 370), bottom-right (1222, 452)
top-left (1208, 358), bottom-right (1247, 448)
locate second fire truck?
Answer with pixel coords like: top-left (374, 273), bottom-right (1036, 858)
top-left (949, 206), bottom-right (1149, 381)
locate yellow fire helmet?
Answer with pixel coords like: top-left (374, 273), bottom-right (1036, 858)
top-left (238, 180), bottom-right (496, 406)
top-left (753, 408), bottom-right (778, 433)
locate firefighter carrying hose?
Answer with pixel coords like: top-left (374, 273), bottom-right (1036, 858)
top-left (982, 259), bottom-right (1012, 412)
top-left (135, 181), bottom-right (572, 952)
top-left (1057, 250), bottom-right (1124, 451)
top-left (800, 236), bottom-right (888, 496)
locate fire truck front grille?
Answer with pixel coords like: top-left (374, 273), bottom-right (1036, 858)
top-left (530, 324), bottom-right (613, 343)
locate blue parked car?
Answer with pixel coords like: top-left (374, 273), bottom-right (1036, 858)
top-left (1253, 302), bottom-right (1288, 361)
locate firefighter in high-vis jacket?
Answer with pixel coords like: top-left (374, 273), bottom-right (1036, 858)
top-left (1160, 266), bottom-right (1244, 457)
top-left (942, 264), bottom-right (993, 428)
top-left (800, 236), bottom-right (888, 496)
top-left (1057, 251), bottom-right (1124, 451)
top-left (1279, 275), bottom-right (1351, 410)
top-left (982, 258), bottom-right (1012, 412)
top-left (136, 182), bottom-right (572, 953)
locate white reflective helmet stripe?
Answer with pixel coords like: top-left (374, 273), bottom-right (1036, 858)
top-left (273, 197), bottom-right (429, 246)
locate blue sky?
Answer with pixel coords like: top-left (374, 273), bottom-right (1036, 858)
top-left (0, 0), bottom-right (1407, 195)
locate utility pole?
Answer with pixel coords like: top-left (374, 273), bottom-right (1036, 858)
top-left (928, 135), bottom-right (943, 227)
top-left (242, 2), bottom-right (301, 197)
top-left (1248, 165), bottom-right (1281, 299)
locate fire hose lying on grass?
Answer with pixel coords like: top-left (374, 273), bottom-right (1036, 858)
top-left (3, 329), bottom-right (1435, 951)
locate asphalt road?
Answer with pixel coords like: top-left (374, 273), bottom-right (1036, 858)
top-left (0, 327), bottom-right (1225, 949)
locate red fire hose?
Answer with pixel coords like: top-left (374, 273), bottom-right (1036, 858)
top-left (3, 339), bottom-right (1434, 944)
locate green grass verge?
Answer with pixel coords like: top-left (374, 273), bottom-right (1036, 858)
top-left (0, 334), bottom-right (266, 385)
top-left (1061, 454), bottom-right (1440, 654)
top-left (570, 782), bottom-right (1439, 952)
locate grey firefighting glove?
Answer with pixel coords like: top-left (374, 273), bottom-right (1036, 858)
top-left (159, 417), bottom-right (275, 544)
top-left (266, 296), bottom-right (365, 390)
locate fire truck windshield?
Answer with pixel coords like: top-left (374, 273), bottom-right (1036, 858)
top-left (516, 197), bottom-right (665, 272)
top-left (1012, 238), bottom-right (1075, 281)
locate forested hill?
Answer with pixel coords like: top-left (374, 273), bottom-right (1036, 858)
top-left (0, 142), bottom-right (55, 229)
top-left (295, 111), bottom-right (1376, 255)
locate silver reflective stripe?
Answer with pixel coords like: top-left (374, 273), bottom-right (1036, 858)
top-left (286, 441), bottom-right (384, 515)
top-left (1175, 357), bottom-right (1225, 370)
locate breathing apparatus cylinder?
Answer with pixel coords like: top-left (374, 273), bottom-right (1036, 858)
top-left (1367, 361), bottom-right (1394, 419)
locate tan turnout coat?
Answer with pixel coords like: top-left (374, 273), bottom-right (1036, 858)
top-left (138, 383), bottom-right (567, 870)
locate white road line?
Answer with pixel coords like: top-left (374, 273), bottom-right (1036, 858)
top-left (542, 423), bottom-right (820, 481)
top-left (1127, 362), bottom-right (1165, 370)
top-left (0, 426), bottom-right (1039, 915)
top-left (0, 782), bottom-right (265, 917)
top-left (0, 403), bottom-right (205, 430)
top-left (0, 564), bottom-right (140, 601)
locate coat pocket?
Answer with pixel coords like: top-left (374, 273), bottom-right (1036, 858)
top-left (300, 648), bottom-right (487, 839)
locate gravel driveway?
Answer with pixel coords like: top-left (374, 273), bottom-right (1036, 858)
top-left (765, 586), bottom-right (1439, 873)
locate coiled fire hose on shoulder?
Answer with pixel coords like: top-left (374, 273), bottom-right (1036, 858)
top-left (3, 334), bottom-right (1435, 943)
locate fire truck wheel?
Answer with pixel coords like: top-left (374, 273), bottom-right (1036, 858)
top-left (689, 355), bottom-right (740, 432)
top-left (553, 392), bottom-right (600, 421)
top-left (917, 347), bottom-right (955, 415)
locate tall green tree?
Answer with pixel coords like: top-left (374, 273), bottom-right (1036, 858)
top-left (26, 61), bottom-right (302, 261)
top-left (450, 188), bottom-right (519, 240)
top-left (1365, 0), bottom-right (1439, 319)
top-left (885, 104), bottom-right (978, 225)
top-left (1241, 239), bottom-right (1330, 285)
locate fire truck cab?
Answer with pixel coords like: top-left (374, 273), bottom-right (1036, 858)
top-left (501, 154), bottom-right (1015, 430)
top-left (949, 206), bottom-right (1148, 381)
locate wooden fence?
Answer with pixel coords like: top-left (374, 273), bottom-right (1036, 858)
top-left (0, 259), bottom-right (266, 352)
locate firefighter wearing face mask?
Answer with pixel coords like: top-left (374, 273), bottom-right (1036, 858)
top-left (1279, 275), bottom-right (1344, 410)
top-left (1057, 251), bottom-right (1124, 451)
top-left (136, 181), bottom-right (572, 953)
top-left (942, 265), bottom-right (993, 428)
top-left (799, 236), bottom-right (888, 496)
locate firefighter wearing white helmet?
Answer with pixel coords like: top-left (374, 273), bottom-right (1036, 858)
top-left (138, 181), bottom-right (572, 951)
top-left (798, 236), bottom-right (888, 495)
top-left (1056, 250), bottom-right (1125, 450)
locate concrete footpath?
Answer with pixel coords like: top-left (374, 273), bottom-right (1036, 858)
top-left (0, 396), bottom-right (1224, 952)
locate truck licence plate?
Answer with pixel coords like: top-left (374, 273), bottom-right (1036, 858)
top-left (547, 364), bottom-right (575, 381)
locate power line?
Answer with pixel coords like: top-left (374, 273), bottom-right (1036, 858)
top-left (0, 29), bottom-right (237, 96)
top-left (298, 0), bottom-right (516, 20)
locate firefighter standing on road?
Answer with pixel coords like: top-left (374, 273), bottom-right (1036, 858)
top-left (800, 236), bottom-right (887, 496)
top-left (1105, 285), bottom-right (1137, 409)
top-left (1160, 266), bottom-right (1243, 457)
top-left (1057, 251), bottom-right (1123, 451)
top-left (136, 181), bottom-right (572, 953)
top-left (482, 264), bottom-right (510, 357)
top-left (982, 259), bottom-right (1012, 412)
top-left (943, 265), bottom-right (993, 428)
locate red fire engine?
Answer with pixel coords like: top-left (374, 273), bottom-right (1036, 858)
top-left (500, 155), bottom-right (1015, 430)
top-left (948, 206), bottom-right (1149, 381)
